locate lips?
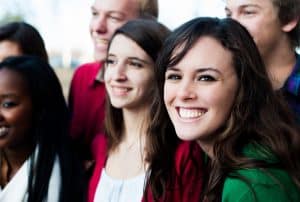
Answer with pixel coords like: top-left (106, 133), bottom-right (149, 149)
top-left (177, 107), bottom-right (207, 119)
top-left (111, 86), bottom-right (132, 96)
top-left (0, 126), bottom-right (9, 137)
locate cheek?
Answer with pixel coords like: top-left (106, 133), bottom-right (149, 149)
top-left (104, 68), bottom-right (112, 83)
top-left (204, 82), bottom-right (237, 109)
top-left (89, 19), bottom-right (97, 31)
top-left (108, 22), bottom-right (124, 34)
top-left (163, 83), bottom-right (172, 106)
top-left (138, 77), bottom-right (153, 96)
top-left (11, 109), bottom-right (32, 130)
top-left (213, 89), bottom-right (237, 117)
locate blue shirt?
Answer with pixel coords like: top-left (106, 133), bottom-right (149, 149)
top-left (282, 54), bottom-right (300, 123)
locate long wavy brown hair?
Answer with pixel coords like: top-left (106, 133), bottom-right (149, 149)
top-left (105, 19), bottom-right (200, 201)
top-left (154, 17), bottom-right (300, 201)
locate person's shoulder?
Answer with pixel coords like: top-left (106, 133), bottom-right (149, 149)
top-left (74, 62), bottom-right (103, 75)
top-left (91, 133), bottom-right (107, 160)
top-left (222, 167), bottom-right (300, 202)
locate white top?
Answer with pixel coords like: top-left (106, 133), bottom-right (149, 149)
top-left (0, 147), bottom-right (61, 202)
top-left (94, 169), bottom-right (146, 202)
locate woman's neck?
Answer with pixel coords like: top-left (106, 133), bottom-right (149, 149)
top-left (0, 146), bottom-right (33, 187)
top-left (197, 140), bottom-right (214, 159)
top-left (122, 107), bottom-right (149, 145)
top-left (263, 40), bottom-right (296, 89)
top-left (105, 107), bottom-right (149, 179)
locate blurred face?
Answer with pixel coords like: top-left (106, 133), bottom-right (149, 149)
top-left (104, 34), bottom-right (154, 110)
top-left (90, 0), bottom-right (139, 61)
top-left (164, 37), bottom-right (238, 149)
top-left (0, 41), bottom-right (22, 62)
top-left (0, 68), bottom-right (33, 150)
top-left (225, 0), bottom-right (287, 59)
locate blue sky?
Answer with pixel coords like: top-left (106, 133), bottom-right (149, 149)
top-left (0, 0), bottom-right (225, 62)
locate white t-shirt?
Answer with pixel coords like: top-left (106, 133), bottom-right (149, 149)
top-left (94, 169), bottom-right (146, 202)
top-left (0, 148), bottom-right (61, 202)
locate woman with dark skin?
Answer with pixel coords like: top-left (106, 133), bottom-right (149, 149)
top-left (0, 56), bottom-right (85, 202)
top-left (0, 22), bottom-right (48, 62)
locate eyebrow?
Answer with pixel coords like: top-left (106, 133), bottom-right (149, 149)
top-left (225, 3), bottom-right (260, 10)
top-left (107, 54), bottom-right (151, 65)
top-left (91, 6), bottom-right (126, 17)
top-left (166, 66), bottom-right (221, 74)
top-left (0, 93), bottom-right (18, 99)
top-left (127, 57), bottom-right (151, 65)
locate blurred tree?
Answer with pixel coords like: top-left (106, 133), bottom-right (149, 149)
top-left (0, 11), bottom-right (25, 25)
top-left (0, 0), bottom-right (28, 25)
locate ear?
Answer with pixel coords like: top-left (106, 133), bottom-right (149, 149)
top-left (282, 17), bottom-right (299, 32)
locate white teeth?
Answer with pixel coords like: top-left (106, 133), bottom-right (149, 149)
top-left (112, 87), bottom-right (129, 94)
top-left (179, 108), bottom-right (205, 118)
top-left (0, 127), bottom-right (9, 137)
top-left (95, 38), bottom-right (108, 45)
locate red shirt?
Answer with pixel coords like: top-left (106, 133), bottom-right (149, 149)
top-left (88, 134), bottom-right (204, 202)
top-left (68, 62), bottom-right (106, 159)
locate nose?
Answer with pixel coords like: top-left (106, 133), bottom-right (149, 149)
top-left (112, 63), bottom-right (127, 82)
top-left (92, 14), bottom-right (107, 33)
top-left (177, 79), bottom-right (197, 101)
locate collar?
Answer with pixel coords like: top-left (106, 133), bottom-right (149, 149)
top-left (283, 54), bottom-right (300, 97)
top-left (87, 62), bottom-right (104, 87)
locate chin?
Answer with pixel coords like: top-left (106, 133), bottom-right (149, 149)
top-left (176, 131), bottom-right (199, 141)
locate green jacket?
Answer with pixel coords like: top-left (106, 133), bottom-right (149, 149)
top-left (222, 145), bottom-right (300, 202)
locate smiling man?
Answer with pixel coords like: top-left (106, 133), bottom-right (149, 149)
top-left (68, 0), bottom-right (158, 162)
top-left (225, 0), bottom-right (300, 122)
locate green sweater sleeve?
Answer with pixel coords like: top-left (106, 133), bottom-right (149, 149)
top-left (222, 168), bottom-right (300, 202)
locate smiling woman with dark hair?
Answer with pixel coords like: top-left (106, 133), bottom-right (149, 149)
top-left (88, 19), bottom-right (203, 202)
top-left (0, 56), bottom-right (85, 202)
top-left (153, 17), bottom-right (300, 201)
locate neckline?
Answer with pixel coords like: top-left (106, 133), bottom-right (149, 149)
top-left (101, 168), bottom-right (146, 184)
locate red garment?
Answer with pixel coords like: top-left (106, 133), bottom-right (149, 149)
top-left (68, 62), bottom-right (106, 159)
top-left (88, 134), bottom-right (204, 202)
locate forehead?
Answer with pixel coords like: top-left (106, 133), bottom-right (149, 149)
top-left (92, 0), bottom-right (139, 15)
top-left (226, 0), bottom-right (276, 9)
top-left (173, 37), bottom-right (234, 73)
top-left (0, 40), bottom-right (22, 62)
top-left (0, 68), bottom-right (28, 94)
top-left (109, 34), bottom-right (152, 61)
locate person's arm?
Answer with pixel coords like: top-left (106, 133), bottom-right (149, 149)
top-left (222, 170), bottom-right (298, 202)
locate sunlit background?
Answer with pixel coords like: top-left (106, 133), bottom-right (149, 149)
top-left (0, 0), bottom-right (225, 96)
top-left (0, 0), bottom-right (225, 68)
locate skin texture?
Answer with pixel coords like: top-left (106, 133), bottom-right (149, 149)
top-left (90, 0), bottom-right (139, 61)
top-left (225, 0), bottom-right (285, 59)
top-left (164, 37), bottom-right (238, 155)
top-left (0, 41), bottom-right (22, 62)
top-left (225, 0), bottom-right (298, 89)
top-left (0, 68), bottom-right (33, 186)
top-left (104, 34), bottom-right (154, 111)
